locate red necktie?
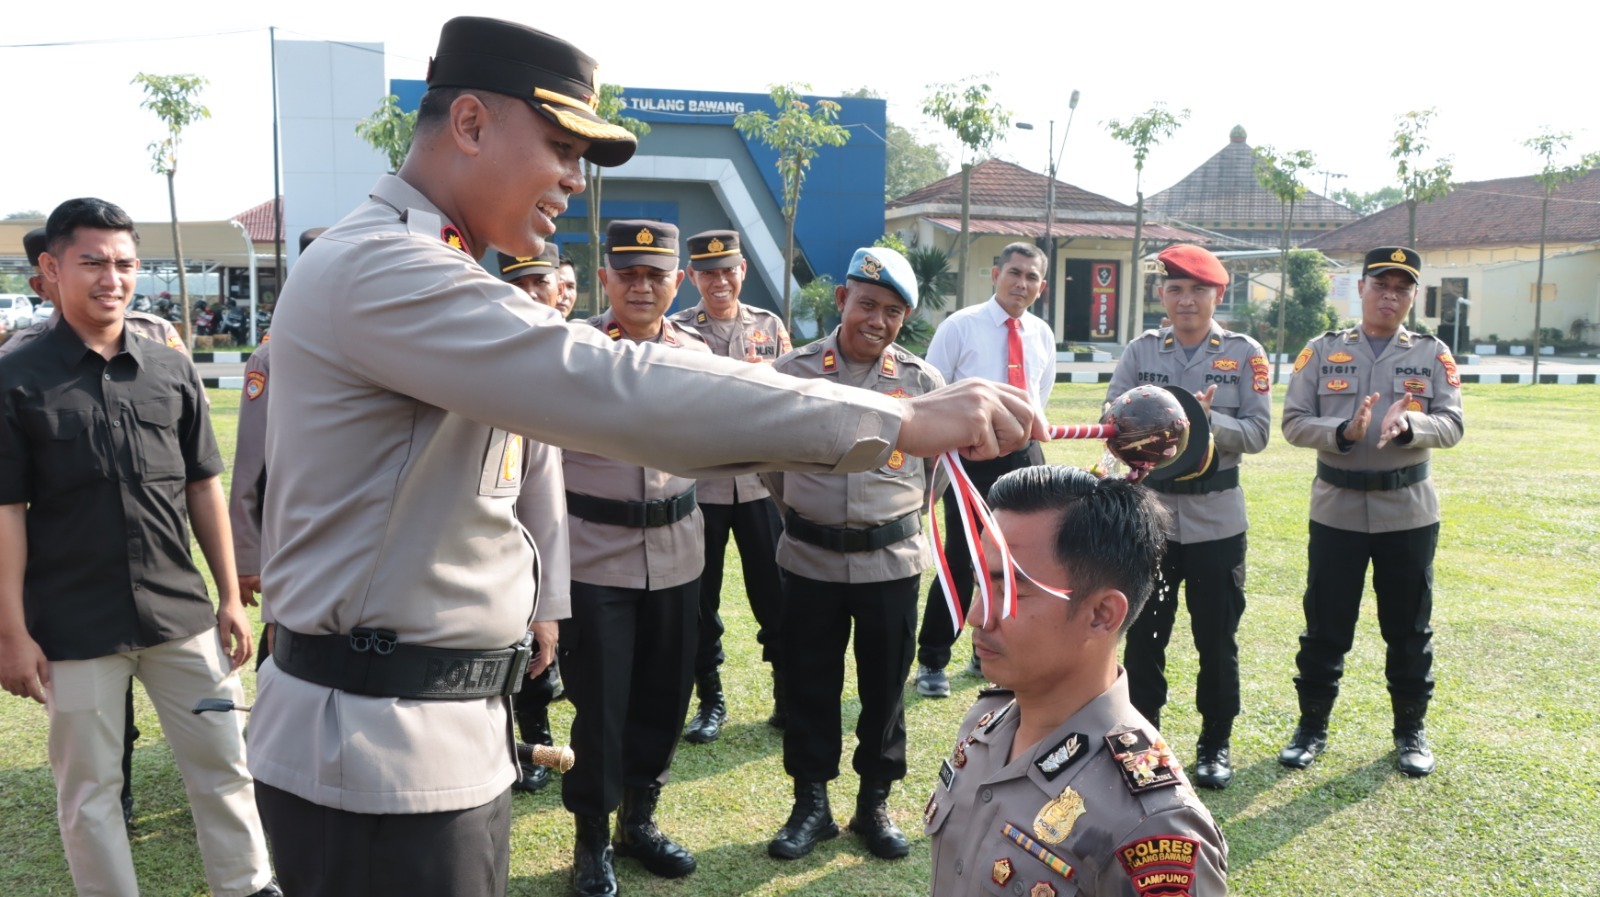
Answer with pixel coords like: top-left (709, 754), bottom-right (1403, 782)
top-left (1005, 318), bottom-right (1027, 390)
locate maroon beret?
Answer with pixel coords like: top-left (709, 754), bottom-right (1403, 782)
top-left (1156, 244), bottom-right (1228, 288)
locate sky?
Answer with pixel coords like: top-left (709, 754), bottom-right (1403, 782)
top-left (4, 0), bottom-right (1596, 224)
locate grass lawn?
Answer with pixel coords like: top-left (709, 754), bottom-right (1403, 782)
top-left (2, 384), bottom-right (1598, 895)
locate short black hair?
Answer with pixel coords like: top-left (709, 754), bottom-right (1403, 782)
top-left (558, 254), bottom-right (575, 268)
top-left (299, 227), bottom-right (327, 253)
top-left (997, 241), bottom-right (1047, 277)
top-left (22, 227), bottom-right (47, 268)
top-left (415, 87), bottom-right (514, 135)
top-left (986, 466), bottom-right (1168, 634)
top-left (45, 198), bottom-right (139, 258)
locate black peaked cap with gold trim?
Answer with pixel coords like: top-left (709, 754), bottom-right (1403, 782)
top-left (426, 16), bottom-right (637, 167)
top-left (496, 242), bottom-right (561, 282)
top-left (686, 230), bottom-right (743, 271)
top-left (1364, 246), bottom-right (1421, 283)
top-left (606, 220), bottom-right (679, 271)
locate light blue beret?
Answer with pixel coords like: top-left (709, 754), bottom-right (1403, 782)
top-left (846, 246), bottom-right (917, 310)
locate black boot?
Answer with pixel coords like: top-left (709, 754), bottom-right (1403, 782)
top-left (848, 780), bottom-right (909, 860)
top-left (768, 780), bottom-right (838, 859)
top-left (613, 786), bottom-right (697, 878)
top-left (1193, 719), bottom-right (1233, 790)
top-left (571, 814), bottom-right (617, 897)
top-left (515, 705), bottom-right (555, 793)
top-left (683, 671), bottom-right (727, 745)
top-left (1393, 699), bottom-right (1436, 777)
top-left (767, 666), bottom-right (788, 731)
top-left (1279, 702), bottom-right (1331, 770)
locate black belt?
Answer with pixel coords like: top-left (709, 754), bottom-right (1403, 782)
top-left (272, 627), bottom-right (532, 701)
top-left (566, 486), bottom-right (696, 528)
top-left (1317, 460), bottom-right (1430, 491)
top-left (1147, 466), bottom-right (1239, 496)
top-left (784, 509), bottom-right (921, 553)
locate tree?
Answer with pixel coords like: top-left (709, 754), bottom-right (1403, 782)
top-left (1254, 144), bottom-right (1318, 383)
top-left (735, 84), bottom-right (851, 332)
top-left (841, 88), bottom-right (950, 202)
top-left (905, 245), bottom-right (953, 315)
top-left (1257, 250), bottom-right (1338, 354)
top-left (791, 274), bottom-right (838, 339)
top-left (133, 73), bottom-right (210, 349)
top-left (1522, 131), bottom-right (1600, 379)
top-left (1106, 104), bottom-right (1188, 342)
top-left (1331, 186), bottom-right (1404, 216)
top-left (582, 84), bottom-right (651, 316)
top-left (923, 77), bottom-right (1011, 309)
top-left (4, 210), bottom-right (44, 221)
top-left (1391, 109), bottom-right (1454, 327)
top-left (355, 95), bottom-right (417, 173)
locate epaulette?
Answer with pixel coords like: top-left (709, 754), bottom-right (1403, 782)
top-left (1138, 327), bottom-right (1162, 340)
top-left (793, 340), bottom-right (826, 356)
top-left (977, 686), bottom-right (1014, 698)
top-left (1105, 725), bottom-right (1183, 794)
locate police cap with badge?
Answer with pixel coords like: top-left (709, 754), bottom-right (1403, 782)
top-left (426, 16), bottom-right (638, 167)
top-left (1364, 246), bottom-right (1421, 283)
top-left (686, 230), bottom-right (744, 272)
top-left (606, 220), bottom-right (680, 270)
top-left (496, 242), bottom-right (561, 283)
top-left (845, 246), bottom-right (918, 309)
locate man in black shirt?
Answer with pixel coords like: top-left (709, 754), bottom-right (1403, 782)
top-left (0, 198), bottom-right (279, 897)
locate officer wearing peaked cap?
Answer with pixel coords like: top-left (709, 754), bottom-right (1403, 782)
top-left (763, 247), bottom-right (945, 862)
top-left (496, 242), bottom-right (564, 311)
top-left (1279, 246), bottom-right (1464, 779)
top-left (667, 229), bottom-right (792, 744)
top-left (1106, 243), bottom-right (1271, 790)
top-left (248, 16), bottom-right (1045, 897)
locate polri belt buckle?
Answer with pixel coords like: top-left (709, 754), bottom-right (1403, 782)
top-left (505, 632), bottom-right (535, 696)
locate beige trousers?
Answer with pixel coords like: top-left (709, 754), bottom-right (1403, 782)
top-left (46, 628), bottom-right (272, 897)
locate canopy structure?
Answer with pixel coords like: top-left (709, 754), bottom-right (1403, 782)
top-left (0, 219), bottom-right (258, 269)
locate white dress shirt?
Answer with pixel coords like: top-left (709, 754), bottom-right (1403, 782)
top-left (925, 296), bottom-right (1056, 408)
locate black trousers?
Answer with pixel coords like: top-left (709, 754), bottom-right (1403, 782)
top-left (695, 498), bottom-right (784, 674)
top-left (1124, 532), bottom-right (1247, 733)
top-left (513, 661), bottom-right (561, 744)
top-left (120, 683), bottom-right (138, 810)
top-left (256, 781), bottom-right (512, 897)
top-left (780, 571), bottom-right (919, 783)
top-left (1294, 520), bottom-right (1438, 709)
top-left (916, 443), bottom-right (1043, 669)
top-left (560, 579), bottom-right (698, 817)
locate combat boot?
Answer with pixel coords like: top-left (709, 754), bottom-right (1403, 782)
top-left (767, 666), bottom-right (788, 730)
top-left (1393, 699), bottom-right (1436, 777)
top-left (768, 780), bottom-right (838, 859)
top-left (683, 671), bottom-right (727, 744)
top-left (1192, 719), bottom-right (1233, 790)
top-left (571, 814), bottom-right (617, 897)
top-left (514, 705), bottom-right (555, 793)
top-left (613, 785), bottom-right (697, 878)
top-left (1278, 703), bottom-right (1331, 770)
top-left (848, 779), bottom-right (909, 859)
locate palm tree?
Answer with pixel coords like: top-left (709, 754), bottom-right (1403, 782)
top-left (906, 245), bottom-right (953, 316)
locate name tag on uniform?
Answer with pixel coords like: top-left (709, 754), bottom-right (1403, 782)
top-left (939, 758), bottom-right (957, 790)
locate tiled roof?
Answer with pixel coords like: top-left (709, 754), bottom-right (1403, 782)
top-left (888, 158), bottom-right (1130, 215)
top-left (925, 217), bottom-right (1211, 243)
top-left (232, 197), bottom-right (284, 243)
top-left (1303, 170), bottom-right (1600, 251)
top-left (1147, 130), bottom-right (1358, 226)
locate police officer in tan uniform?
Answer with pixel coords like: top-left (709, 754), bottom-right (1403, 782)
top-left (495, 242), bottom-right (563, 309)
top-left (560, 220), bottom-right (712, 894)
top-left (763, 247), bottom-right (943, 862)
top-left (927, 466), bottom-right (1228, 897)
top-left (668, 229), bottom-right (792, 742)
top-left (1105, 244), bottom-right (1271, 790)
top-left (1279, 246), bottom-right (1464, 778)
top-left (248, 17), bottom-right (1044, 897)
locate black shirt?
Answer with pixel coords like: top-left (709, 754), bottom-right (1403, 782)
top-left (0, 321), bottom-right (224, 660)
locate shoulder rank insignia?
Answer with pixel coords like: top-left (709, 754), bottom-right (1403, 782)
top-left (1328, 351), bottom-right (1353, 363)
top-left (440, 224), bottom-right (468, 254)
top-left (1398, 330), bottom-right (1413, 346)
top-left (1344, 329), bottom-right (1361, 343)
top-left (662, 327), bottom-right (679, 347)
top-left (978, 699), bottom-right (1016, 734)
top-left (821, 349), bottom-right (836, 372)
top-left (260, 331), bottom-right (271, 344)
top-left (880, 352), bottom-right (898, 377)
top-left (1163, 336), bottom-right (1175, 348)
top-left (606, 322), bottom-right (623, 341)
top-left (1033, 785), bottom-right (1085, 844)
top-left (1208, 336), bottom-right (1221, 347)
top-left (992, 857), bottom-right (1014, 886)
top-left (1438, 351), bottom-right (1460, 387)
top-left (1211, 358), bottom-right (1239, 371)
top-left (1105, 727), bottom-right (1182, 794)
top-left (245, 370), bottom-right (266, 400)
top-left (1035, 732), bottom-right (1088, 780)
top-left (1293, 346), bottom-right (1313, 374)
top-left (696, 311), bottom-right (708, 325)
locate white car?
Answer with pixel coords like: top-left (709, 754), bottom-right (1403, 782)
top-left (31, 301), bottom-right (54, 326)
top-left (0, 294), bottom-right (33, 329)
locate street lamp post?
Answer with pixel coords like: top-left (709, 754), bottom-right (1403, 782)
top-left (1015, 90), bottom-right (1081, 323)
